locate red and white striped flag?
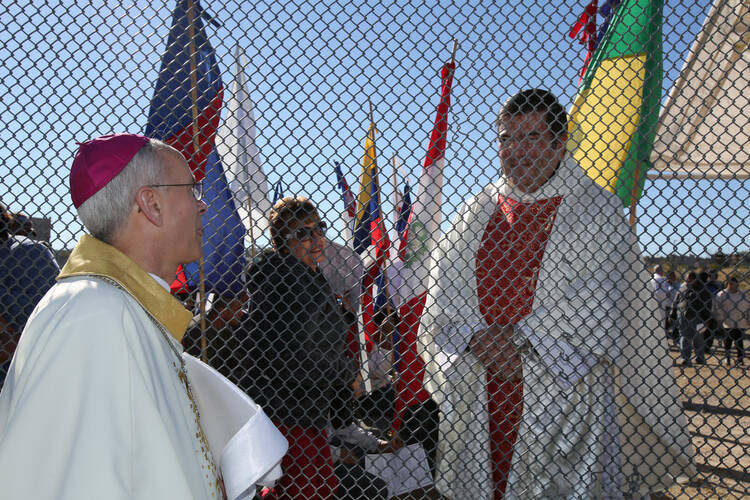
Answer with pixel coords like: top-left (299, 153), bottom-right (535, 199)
top-left (397, 59), bottom-right (455, 293)
top-left (389, 57), bottom-right (456, 430)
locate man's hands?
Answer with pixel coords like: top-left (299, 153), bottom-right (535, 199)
top-left (468, 324), bottom-right (522, 381)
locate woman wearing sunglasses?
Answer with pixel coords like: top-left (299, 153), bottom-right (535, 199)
top-left (243, 196), bottom-right (387, 500)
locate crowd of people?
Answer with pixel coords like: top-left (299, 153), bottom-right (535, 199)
top-left (0, 89), bottom-right (724, 499)
top-left (652, 265), bottom-right (748, 367)
top-left (0, 203), bottom-right (59, 387)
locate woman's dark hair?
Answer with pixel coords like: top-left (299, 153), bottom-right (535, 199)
top-left (269, 196), bottom-right (319, 250)
top-left (0, 202), bottom-right (13, 243)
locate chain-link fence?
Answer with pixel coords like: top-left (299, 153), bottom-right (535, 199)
top-left (2, 0), bottom-right (749, 498)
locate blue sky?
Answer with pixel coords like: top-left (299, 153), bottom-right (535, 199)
top-left (2, 0), bottom-right (740, 258)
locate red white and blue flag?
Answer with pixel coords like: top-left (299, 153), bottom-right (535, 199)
top-left (394, 181), bottom-right (411, 262)
top-left (146, 0), bottom-right (245, 297)
top-left (334, 161), bottom-right (357, 217)
top-left (333, 161), bottom-right (357, 240)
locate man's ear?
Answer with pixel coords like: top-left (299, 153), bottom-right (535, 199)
top-left (134, 186), bottom-right (163, 226)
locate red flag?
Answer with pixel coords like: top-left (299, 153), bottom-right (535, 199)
top-left (392, 293), bottom-right (432, 430)
top-left (569, 0), bottom-right (598, 79)
top-left (399, 61), bottom-right (455, 271)
top-left (389, 58), bottom-right (456, 431)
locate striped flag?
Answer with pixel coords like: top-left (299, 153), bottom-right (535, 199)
top-left (400, 60), bottom-right (455, 276)
top-left (333, 161), bottom-right (357, 237)
top-left (567, 0), bottom-right (663, 207)
top-left (272, 181), bottom-right (284, 204)
top-left (395, 182), bottom-right (411, 261)
top-left (390, 59), bottom-right (455, 431)
top-left (216, 45), bottom-right (272, 243)
top-left (145, 0), bottom-right (245, 297)
top-left (353, 122), bottom-right (390, 258)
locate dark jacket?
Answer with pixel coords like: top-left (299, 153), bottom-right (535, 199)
top-left (183, 318), bottom-right (253, 388)
top-left (674, 279), bottom-right (713, 322)
top-left (243, 251), bottom-right (358, 428)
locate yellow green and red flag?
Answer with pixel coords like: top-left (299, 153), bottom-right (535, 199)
top-left (567, 0), bottom-right (663, 207)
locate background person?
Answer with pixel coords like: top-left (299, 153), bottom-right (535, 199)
top-left (651, 264), bottom-right (672, 336)
top-left (674, 271), bottom-right (714, 366)
top-left (0, 202), bottom-right (60, 388)
top-left (715, 277), bottom-right (748, 366)
top-left (244, 196), bottom-right (387, 500)
top-left (182, 292), bottom-right (249, 383)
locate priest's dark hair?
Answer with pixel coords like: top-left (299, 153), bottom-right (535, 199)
top-left (497, 88), bottom-right (568, 143)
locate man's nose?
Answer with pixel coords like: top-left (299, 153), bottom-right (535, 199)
top-left (197, 199), bottom-right (208, 214)
top-left (509, 139), bottom-right (527, 156)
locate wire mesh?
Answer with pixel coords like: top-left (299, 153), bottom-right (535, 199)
top-left (1, 0), bottom-right (749, 498)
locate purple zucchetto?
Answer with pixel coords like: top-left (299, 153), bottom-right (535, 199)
top-left (69, 133), bottom-right (150, 208)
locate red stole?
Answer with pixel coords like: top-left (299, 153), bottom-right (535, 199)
top-left (476, 194), bottom-right (562, 499)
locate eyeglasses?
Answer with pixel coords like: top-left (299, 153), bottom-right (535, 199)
top-left (148, 181), bottom-right (203, 201)
top-left (285, 221), bottom-right (327, 242)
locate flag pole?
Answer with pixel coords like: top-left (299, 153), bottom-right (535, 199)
top-left (391, 155), bottom-right (400, 231)
top-left (248, 199), bottom-right (257, 258)
top-left (187, 0), bottom-right (208, 363)
top-left (629, 164), bottom-right (640, 226)
top-left (369, 102), bottom-right (400, 426)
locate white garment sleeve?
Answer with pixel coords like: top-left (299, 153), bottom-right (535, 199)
top-left (516, 324), bottom-right (600, 390)
top-left (431, 321), bottom-right (485, 371)
top-left (514, 197), bottom-right (639, 389)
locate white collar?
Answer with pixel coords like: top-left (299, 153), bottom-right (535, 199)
top-left (149, 273), bottom-right (171, 292)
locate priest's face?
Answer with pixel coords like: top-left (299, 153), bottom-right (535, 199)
top-left (498, 111), bottom-right (567, 193)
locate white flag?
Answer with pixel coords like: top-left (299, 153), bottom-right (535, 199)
top-left (217, 46), bottom-right (272, 243)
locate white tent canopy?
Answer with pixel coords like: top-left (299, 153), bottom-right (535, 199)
top-left (649, 0), bottom-right (749, 180)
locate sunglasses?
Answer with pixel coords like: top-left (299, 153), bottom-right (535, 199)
top-left (285, 221), bottom-right (327, 242)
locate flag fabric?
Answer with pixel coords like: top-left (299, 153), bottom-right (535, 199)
top-left (392, 293), bottom-right (432, 430)
top-left (272, 181), bottom-right (284, 204)
top-left (567, 0), bottom-right (663, 207)
top-left (145, 0), bottom-right (245, 297)
top-left (216, 45), bottom-right (272, 243)
top-left (353, 122), bottom-right (390, 259)
top-left (374, 271), bottom-right (400, 371)
top-left (569, 0), bottom-right (599, 79)
top-left (390, 59), bottom-right (455, 431)
top-left (399, 61), bottom-right (455, 274)
top-left (395, 182), bottom-right (412, 261)
top-left (333, 161), bottom-right (357, 237)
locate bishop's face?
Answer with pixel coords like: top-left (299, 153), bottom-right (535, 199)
top-left (498, 111), bottom-right (567, 193)
top-left (158, 149), bottom-right (207, 265)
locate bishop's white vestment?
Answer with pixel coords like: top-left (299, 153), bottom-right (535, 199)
top-left (0, 235), bottom-right (225, 499)
top-left (420, 154), bottom-right (695, 499)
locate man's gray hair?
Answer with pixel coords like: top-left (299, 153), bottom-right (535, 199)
top-left (77, 138), bottom-right (174, 243)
